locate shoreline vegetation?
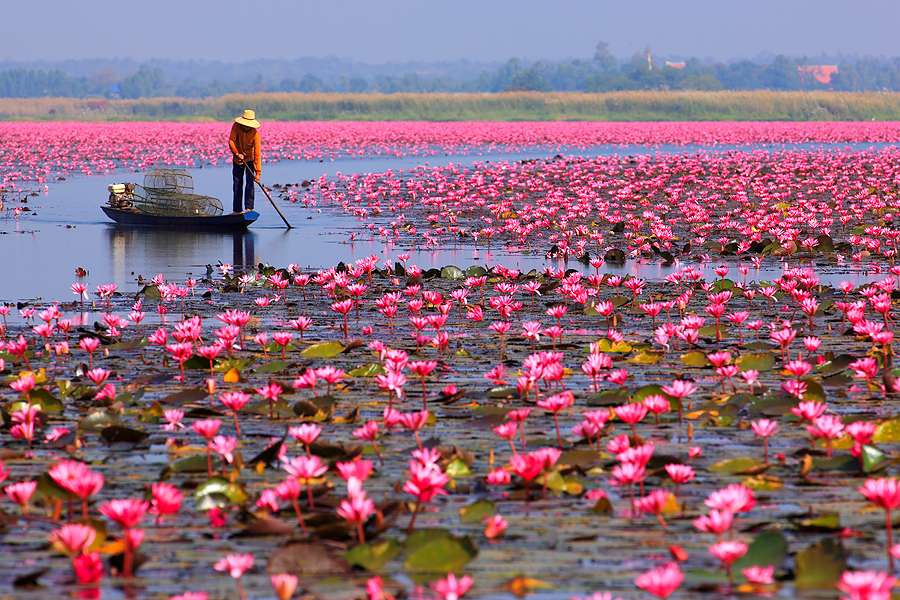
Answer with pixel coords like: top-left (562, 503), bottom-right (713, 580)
top-left (5, 90), bottom-right (900, 122)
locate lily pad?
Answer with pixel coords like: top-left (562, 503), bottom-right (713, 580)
top-left (459, 500), bottom-right (495, 524)
top-left (795, 538), bottom-right (847, 590)
top-left (440, 266), bottom-right (464, 279)
top-left (680, 351), bottom-right (709, 367)
top-left (255, 361), bottom-right (291, 374)
top-left (301, 342), bottom-right (345, 358)
top-left (349, 363), bottom-right (385, 377)
top-left (708, 457), bottom-right (767, 475)
top-left (736, 353), bottom-right (775, 373)
top-left (404, 528), bottom-right (478, 573)
top-left (344, 539), bottom-right (403, 571)
top-left (873, 417), bottom-right (900, 443)
top-left (194, 476), bottom-right (249, 509)
top-left (733, 530), bottom-right (787, 574)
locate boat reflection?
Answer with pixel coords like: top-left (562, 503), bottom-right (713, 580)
top-left (105, 226), bottom-right (257, 284)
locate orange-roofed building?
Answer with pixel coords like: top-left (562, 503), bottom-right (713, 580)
top-left (798, 65), bottom-right (838, 85)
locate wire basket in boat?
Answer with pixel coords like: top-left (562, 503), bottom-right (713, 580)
top-left (130, 168), bottom-right (224, 217)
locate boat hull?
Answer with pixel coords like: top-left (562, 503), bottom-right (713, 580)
top-left (102, 207), bottom-right (259, 230)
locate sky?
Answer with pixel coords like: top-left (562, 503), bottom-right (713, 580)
top-left (4, 0), bottom-right (900, 65)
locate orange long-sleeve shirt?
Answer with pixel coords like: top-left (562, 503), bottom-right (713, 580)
top-left (228, 123), bottom-right (261, 175)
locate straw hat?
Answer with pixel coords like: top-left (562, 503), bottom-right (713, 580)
top-left (235, 109), bottom-right (260, 128)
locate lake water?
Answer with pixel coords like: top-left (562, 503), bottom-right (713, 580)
top-left (0, 143), bottom-right (889, 302)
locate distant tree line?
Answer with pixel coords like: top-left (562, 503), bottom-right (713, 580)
top-left (2, 43), bottom-right (900, 99)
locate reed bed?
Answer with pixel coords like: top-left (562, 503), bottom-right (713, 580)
top-left (4, 91), bottom-right (900, 121)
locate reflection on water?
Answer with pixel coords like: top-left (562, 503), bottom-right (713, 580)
top-left (105, 227), bottom-right (258, 284)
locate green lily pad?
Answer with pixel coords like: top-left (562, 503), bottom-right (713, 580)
top-left (708, 457), bottom-right (766, 475)
top-left (441, 266), bottom-right (464, 279)
top-left (464, 265), bottom-right (487, 278)
top-left (733, 530), bottom-right (787, 574)
top-left (301, 342), bottom-right (346, 358)
top-left (736, 353), bottom-right (775, 372)
top-left (794, 514), bottom-right (841, 533)
top-left (445, 457), bottom-right (472, 478)
top-left (795, 538), bottom-right (847, 589)
top-left (698, 325), bottom-right (723, 338)
top-left (681, 351), bottom-right (709, 367)
top-left (349, 363), bottom-right (385, 377)
top-left (862, 444), bottom-right (887, 473)
top-left (404, 529), bottom-right (478, 572)
top-left (78, 410), bottom-right (122, 431)
top-left (256, 361), bottom-right (291, 374)
top-left (627, 350), bottom-right (664, 364)
top-left (595, 339), bottom-right (632, 353)
top-left (194, 476), bottom-right (248, 509)
top-left (459, 500), bottom-right (494, 524)
top-left (29, 388), bottom-right (63, 412)
top-left (344, 539), bottom-right (403, 571)
top-left (874, 417), bottom-right (900, 443)
top-left (161, 455), bottom-right (215, 480)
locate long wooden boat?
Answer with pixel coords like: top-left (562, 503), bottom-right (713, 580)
top-left (102, 206), bottom-right (259, 230)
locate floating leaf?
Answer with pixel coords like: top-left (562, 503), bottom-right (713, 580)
top-left (733, 530), bottom-right (787, 574)
top-left (223, 368), bottom-right (241, 383)
top-left (404, 529), bottom-right (478, 572)
top-left (344, 539), bottom-right (403, 571)
top-left (627, 350), bottom-right (664, 364)
top-left (78, 410), bottom-right (122, 431)
top-left (464, 266), bottom-right (487, 278)
top-left (440, 266), bottom-right (464, 279)
top-left (301, 342), bottom-right (345, 358)
top-left (349, 363), bottom-right (385, 377)
top-left (873, 417), bottom-right (900, 443)
top-left (459, 500), bottom-right (494, 524)
top-left (268, 541), bottom-right (353, 576)
top-left (29, 388), bottom-right (63, 412)
top-left (708, 457), bottom-right (767, 475)
top-left (794, 514), bottom-right (841, 533)
top-left (812, 455), bottom-right (857, 472)
top-left (795, 539), bottom-right (847, 589)
top-left (195, 476), bottom-right (248, 509)
top-left (256, 361), bottom-right (291, 374)
top-left (488, 386), bottom-right (519, 399)
top-left (100, 426), bottom-right (149, 445)
top-left (862, 444), bottom-right (887, 473)
top-left (596, 339), bottom-right (632, 353)
top-left (161, 455), bottom-right (214, 480)
top-left (158, 387), bottom-right (208, 405)
top-left (697, 325), bottom-right (722, 338)
top-left (680, 351), bottom-right (708, 367)
top-left (445, 457), bottom-right (472, 478)
top-left (736, 353), bottom-right (775, 373)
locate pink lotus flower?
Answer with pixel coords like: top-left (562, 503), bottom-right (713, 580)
top-left (634, 562), bottom-right (683, 599)
top-left (705, 483), bottom-right (756, 513)
top-left (836, 570), bottom-right (896, 600)
top-left (73, 551), bottom-right (104, 584)
top-left (859, 477), bottom-right (900, 569)
top-left (430, 572), bottom-right (473, 600)
top-left (337, 491), bottom-right (376, 543)
top-left (741, 565), bottom-right (775, 585)
top-left (48, 523), bottom-right (97, 555)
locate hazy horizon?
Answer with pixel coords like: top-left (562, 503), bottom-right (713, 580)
top-left (4, 0), bottom-right (900, 66)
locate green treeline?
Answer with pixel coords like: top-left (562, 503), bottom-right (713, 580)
top-left (6, 91), bottom-right (900, 122)
top-left (3, 45), bottom-right (900, 100)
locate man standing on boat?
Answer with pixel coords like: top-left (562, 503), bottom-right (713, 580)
top-left (228, 110), bottom-right (261, 213)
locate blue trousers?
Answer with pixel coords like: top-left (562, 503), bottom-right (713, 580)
top-left (233, 163), bottom-right (255, 212)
